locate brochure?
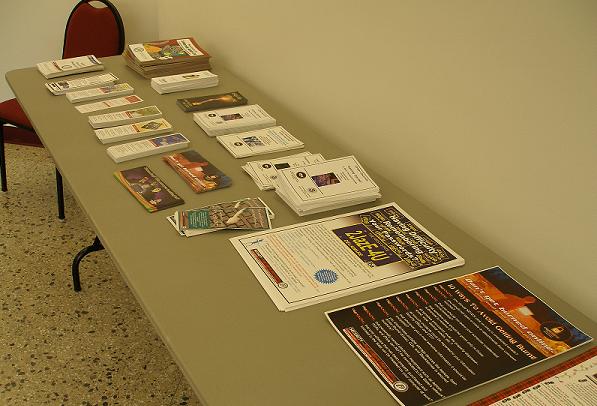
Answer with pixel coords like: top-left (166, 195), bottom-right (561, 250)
top-left (471, 346), bottom-right (597, 406)
top-left (150, 70), bottom-right (218, 94)
top-left (114, 166), bottom-right (184, 212)
top-left (177, 91), bottom-right (248, 112)
top-left (37, 55), bottom-right (103, 79)
top-left (127, 38), bottom-right (208, 66)
top-left (45, 73), bottom-right (118, 95)
top-left (242, 152), bottom-right (325, 190)
top-left (88, 105), bottom-right (162, 129)
top-left (163, 150), bottom-right (231, 193)
top-left (193, 104), bottom-right (276, 137)
top-left (230, 202), bottom-right (465, 311)
top-left (75, 95), bottom-right (143, 114)
top-left (94, 118), bottom-right (173, 144)
top-left (326, 266), bottom-right (593, 406)
top-left (216, 126), bottom-right (304, 158)
top-left (107, 133), bottom-right (190, 163)
top-left (66, 83), bottom-right (134, 103)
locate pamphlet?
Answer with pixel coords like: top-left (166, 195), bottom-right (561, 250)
top-left (176, 91), bottom-right (248, 112)
top-left (242, 152), bottom-right (325, 190)
top-left (163, 150), bottom-right (231, 193)
top-left (471, 346), bottom-right (597, 406)
top-left (66, 83), bottom-right (134, 103)
top-left (114, 166), bottom-right (184, 212)
top-left (106, 133), bottom-right (190, 163)
top-left (75, 95), bottom-right (143, 114)
top-left (88, 105), bottom-right (162, 129)
top-left (37, 55), bottom-right (103, 79)
top-left (326, 266), bottom-right (593, 406)
top-left (45, 73), bottom-right (118, 95)
top-left (230, 202), bottom-right (464, 311)
top-left (128, 38), bottom-right (207, 65)
top-left (216, 126), bottom-right (304, 158)
top-left (193, 104), bottom-right (276, 137)
top-left (94, 118), bottom-right (172, 144)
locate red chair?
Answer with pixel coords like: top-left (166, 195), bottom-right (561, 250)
top-left (0, 0), bottom-right (125, 219)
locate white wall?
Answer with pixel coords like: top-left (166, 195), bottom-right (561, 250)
top-left (157, 0), bottom-right (597, 319)
top-left (0, 0), bottom-right (158, 101)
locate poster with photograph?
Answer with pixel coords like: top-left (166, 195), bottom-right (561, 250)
top-left (326, 266), bottom-right (592, 405)
top-left (230, 202), bottom-right (464, 311)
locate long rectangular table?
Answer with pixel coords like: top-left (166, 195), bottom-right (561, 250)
top-left (7, 56), bottom-right (595, 406)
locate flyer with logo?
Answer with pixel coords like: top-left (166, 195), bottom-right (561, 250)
top-left (229, 202), bottom-right (464, 311)
top-left (325, 266), bottom-right (592, 405)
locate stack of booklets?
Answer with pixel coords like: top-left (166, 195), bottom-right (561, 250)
top-left (94, 118), bottom-right (173, 144)
top-left (37, 55), bottom-right (103, 79)
top-left (45, 73), bottom-right (118, 95)
top-left (150, 71), bottom-right (218, 94)
top-left (115, 166), bottom-right (184, 212)
top-left (88, 106), bottom-right (162, 129)
top-left (123, 37), bottom-right (211, 78)
top-left (66, 83), bottom-right (134, 103)
top-left (167, 198), bottom-right (274, 237)
top-left (242, 152), bottom-right (325, 190)
top-left (177, 91), bottom-right (247, 112)
top-left (163, 150), bottom-right (231, 193)
top-left (217, 126), bottom-right (305, 158)
top-left (75, 95), bottom-right (144, 114)
top-left (107, 133), bottom-right (190, 163)
top-left (193, 104), bottom-right (276, 137)
top-left (273, 156), bottom-right (381, 215)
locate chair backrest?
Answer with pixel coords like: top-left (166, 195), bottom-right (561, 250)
top-left (62, 0), bottom-right (125, 59)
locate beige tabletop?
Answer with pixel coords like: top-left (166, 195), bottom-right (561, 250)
top-left (7, 56), bottom-right (595, 406)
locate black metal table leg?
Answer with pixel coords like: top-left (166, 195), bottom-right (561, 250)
top-left (72, 236), bottom-right (104, 292)
top-left (56, 168), bottom-right (65, 220)
top-left (0, 124), bottom-right (7, 192)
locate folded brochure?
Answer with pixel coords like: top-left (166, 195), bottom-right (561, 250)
top-left (115, 166), bottom-right (184, 212)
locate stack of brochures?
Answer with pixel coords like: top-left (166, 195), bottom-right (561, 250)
top-left (123, 37), bottom-right (211, 78)
top-left (242, 152), bottom-right (325, 190)
top-left (217, 126), bottom-right (304, 158)
top-left (75, 95), bottom-right (144, 114)
top-left (94, 118), bottom-right (173, 144)
top-left (177, 91), bottom-right (248, 112)
top-left (163, 150), bottom-right (232, 193)
top-left (45, 73), bottom-right (118, 95)
top-left (66, 83), bottom-right (134, 103)
top-left (37, 55), bottom-right (104, 79)
top-left (193, 104), bottom-right (276, 137)
top-left (273, 155), bottom-right (381, 215)
top-left (167, 198), bottom-right (274, 237)
top-left (115, 166), bottom-right (184, 213)
top-left (150, 71), bottom-right (218, 94)
top-left (107, 133), bottom-right (190, 163)
top-left (88, 106), bottom-right (162, 129)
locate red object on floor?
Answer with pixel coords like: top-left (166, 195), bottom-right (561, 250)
top-left (2, 125), bottom-right (43, 147)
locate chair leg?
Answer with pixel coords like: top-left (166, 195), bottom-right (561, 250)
top-left (56, 168), bottom-right (65, 220)
top-left (72, 236), bottom-right (104, 292)
top-left (0, 124), bottom-right (7, 192)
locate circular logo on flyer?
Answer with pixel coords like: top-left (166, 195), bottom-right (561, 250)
top-left (208, 113), bottom-right (217, 117)
top-left (262, 163), bottom-right (272, 169)
top-left (308, 187), bottom-right (317, 193)
top-left (278, 282), bottom-right (288, 289)
top-left (392, 381), bottom-right (408, 392)
top-left (540, 321), bottom-right (571, 341)
top-left (234, 142), bottom-right (243, 146)
top-left (296, 171), bottom-right (307, 179)
top-left (314, 269), bottom-right (338, 284)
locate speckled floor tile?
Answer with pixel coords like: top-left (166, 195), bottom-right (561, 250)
top-left (0, 144), bottom-right (202, 405)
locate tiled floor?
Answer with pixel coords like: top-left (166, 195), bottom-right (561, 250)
top-left (0, 144), bottom-right (201, 405)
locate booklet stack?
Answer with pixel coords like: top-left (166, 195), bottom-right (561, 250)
top-left (115, 166), bottom-right (184, 213)
top-left (94, 118), bottom-right (173, 144)
top-left (273, 156), bottom-right (381, 215)
top-left (167, 198), bottom-right (274, 237)
top-left (88, 106), bottom-right (162, 129)
top-left (242, 152), bottom-right (325, 190)
top-left (75, 95), bottom-right (144, 114)
top-left (217, 126), bottom-right (304, 158)
top-left (66, 83), bottom-right (134, 103)
top-left (163, 150), bottom-right (231, 193)
top-left (45, 73), bottom-right (118, 95)
top-left (193, 104), bottom-right (276, 137)
top-left (123, 37), bottom-right (211, 78)
top-left (37, 55), bottom-right (104, 79)
top-left (107, 133), bottom-right (190, 163)
top-left (150, 71), bottom-right (218, 94)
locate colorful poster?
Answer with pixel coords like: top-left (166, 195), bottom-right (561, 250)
top-left (230, 203), bottom-right (464, 311)
top-left (326, 266), bottom-right (592, 405)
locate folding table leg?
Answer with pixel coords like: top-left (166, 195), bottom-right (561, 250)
top-left (0, 125), bottom-right (7, 192)
top-left (56, 168), bottom-right (65, 220)
top-left (72, 235), bottom-right (104, 292)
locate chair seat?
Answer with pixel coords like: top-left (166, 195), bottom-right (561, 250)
top-left (0, 98), bottom-right (34, 130)
top-left (2, 125), bottom-right (43, 147)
